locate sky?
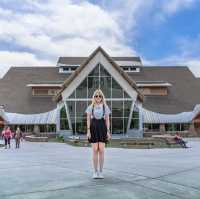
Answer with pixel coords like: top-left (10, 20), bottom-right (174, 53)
top-left (0, 0), bottom-right (200, 77)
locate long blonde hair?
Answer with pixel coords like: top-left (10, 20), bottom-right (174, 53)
top-left (91, 89), bottom-right (107, 107)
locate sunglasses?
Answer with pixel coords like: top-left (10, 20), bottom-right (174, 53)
top-left (94, 95), bottom-right (102, 98)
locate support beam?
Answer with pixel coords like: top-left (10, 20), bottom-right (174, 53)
top-left (159, 124), bottom-right (166, 133)
top-left (138, 102), bottom-right (143, 132)
top-left (64, 101), bottom-right (72, 130)
top-left (127, 100), bottom-right (136, 130)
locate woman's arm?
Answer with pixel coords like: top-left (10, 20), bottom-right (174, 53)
top-left (105, 115), bottom-right (111, 139)
top-left (86, 113), bottom-right (91, 139)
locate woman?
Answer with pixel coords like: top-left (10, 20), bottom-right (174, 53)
top-left (14, 127), bottom-right (23, 149)
top-left (2, 126), bottom-right (12, 149)
top-left (85, 89), bottom-right (111, 179)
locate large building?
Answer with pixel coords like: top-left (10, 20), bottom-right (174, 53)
top-left (0, 47), bottom-right (200, 137)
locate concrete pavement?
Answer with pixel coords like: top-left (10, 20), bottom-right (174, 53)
top-left (0, 139), bottom-right (200, 199)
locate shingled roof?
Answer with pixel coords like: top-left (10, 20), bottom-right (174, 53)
top-left (57, 55), bottom-right (142, 65)
top-left (0, 53), bottom-right (200, 115)
top-left (128, 66), bottom-right (200, 114)
top-left (0, 67), bottom-right (69, 114)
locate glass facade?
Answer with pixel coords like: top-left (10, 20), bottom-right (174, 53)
top-left (144, 123), bottom-right (160, 132)
top-left (60, 106), bottom-right (69, 130)
top-left (165, 123), bottom-right (190, 132)
top-left (62, 63), bottom-right (137, 135)
top-left (130, 105), bottom-right (139, 129)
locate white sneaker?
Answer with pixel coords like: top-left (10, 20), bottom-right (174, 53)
top-left (92, 172), bottom-right (98, 179)
top-left (98, 172), bottom-right (104, 179)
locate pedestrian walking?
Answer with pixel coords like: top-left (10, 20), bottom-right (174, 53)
top-left (2, 127), bottom-right (12, 149)
top-left (14, 127), bottom-right (23, 148)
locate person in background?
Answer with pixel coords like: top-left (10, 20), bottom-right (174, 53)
top-left (2, 126), bottom-right (12, 149)
top-left (174, 132), bottom-right (188, 148)
top-left (1, 127), bottom-right (6, 140)
top-left (14, 127), bottom-right (23, 149)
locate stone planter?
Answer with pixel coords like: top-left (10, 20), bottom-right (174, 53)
top-left (25, 135), bottom-right (48, 142)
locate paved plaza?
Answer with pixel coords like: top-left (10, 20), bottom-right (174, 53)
top-left (0, 139), bottom-right (200, 199)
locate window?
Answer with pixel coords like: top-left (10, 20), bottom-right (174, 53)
top-left (76, 78), bottom-right (87, 98)
top-left (130, 106), bottom-right (139, 129)
top-left (19, 125), bottom-right (26, 132)
top-left (112, 101), bottom-right (123, 117)
top-left (165, 123), bottom-right (190, 132)
top-left (76, 117), bottom-right (87, 134)
top-left (59, 66), bottom-right (78, 73)
top-left (26, 125), bottom-right (34, 132)
top-left (33, 88), bottom-right (59, 96)
top-left (112, 78), bottom-right (123, 98)
top-left (63, 67), bottom-right (69, 71)
top-left (47, 124), bottom-right (56, 132)
top-left (122, 66), bottom-right (140, 72)
top-left (130, 66), bottom-right (137, 71)
top-left (181, 123), bottom-right (190, 131)
top-left (39, 125), bottom-right (48, 132)
top-left (65, 63), bottom-right (133, 134)
top-left (33, 89), bottom-right (48, 96)
top-left (100, 77), bottom-right (111, 98)
top-left (76, 101), bottom-right (87, 117)
top-left (138, 87), bottom-right (168, 96)
top-left (144, 123), bottom-right (160, 132)
top-left (60, 106), bottom-right (69, 130)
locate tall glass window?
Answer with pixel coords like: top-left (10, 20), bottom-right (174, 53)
top-left (60, 106), bottom-right (69, 130)
top-left (130, 105), bottom-right (139, 129)
top-left (165, 123), bottom-right (190, 132)
top-left (63, 63), bottom-right (136, 134)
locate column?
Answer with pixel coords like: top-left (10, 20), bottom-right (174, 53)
top-left (56, 103), bottom-right (61, 132)
top-left (138, 102), bottom-right (144, 137)
top-left (159, 124), bottom-right (165, 133)
top-left (34, 125), bottom-right (40, 134)
top-left (189, 122), bottom-right (197, 136)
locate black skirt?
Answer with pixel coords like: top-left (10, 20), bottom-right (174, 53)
top-left (88, 118), bottom-right (107, 143)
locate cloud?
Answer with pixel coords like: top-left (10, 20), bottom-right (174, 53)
top-left (0, 51), bottom-right (53, 78)
top-left (0, 0), bottom-right (139, 78)
top-left (0, 0), bottom-right (135, 58)
top-left (0, 0), bottom-right (200, 78)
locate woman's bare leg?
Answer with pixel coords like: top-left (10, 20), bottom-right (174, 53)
top-left (91, 143), bottom-right (99, 172)
top-left (98, 142), bottom-right (105, 172)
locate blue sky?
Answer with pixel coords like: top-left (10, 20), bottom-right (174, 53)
top-left (0, 0), bottom-right (200, 77)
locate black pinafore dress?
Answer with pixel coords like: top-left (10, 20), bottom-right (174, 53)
top-left (88, 104), bottom-right (108, 143)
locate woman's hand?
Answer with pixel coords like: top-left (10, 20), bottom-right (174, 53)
top-left (107, 132), bottom-right (111, 140)
top-left (87, 129), bottom-right (91, 139)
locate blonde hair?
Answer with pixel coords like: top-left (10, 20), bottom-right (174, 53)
top-left (91, 89), bottom-right (106, 107)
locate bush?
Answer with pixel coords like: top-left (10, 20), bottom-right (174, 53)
top-left (57, 135), bottom-right (65, 142)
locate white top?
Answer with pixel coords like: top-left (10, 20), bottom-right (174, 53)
top-left (85, 103), bottom-right (111, 119)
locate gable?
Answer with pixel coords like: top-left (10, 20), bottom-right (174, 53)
top-left (68, 63), bottom-right (132, 99)
top-left (58, 47), bottom-right (143, 101)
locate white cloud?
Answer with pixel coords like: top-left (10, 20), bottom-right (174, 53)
top-left (0, 0), bottom-right (139, 78)
top-left (0, 51), bottom-right (53, 78)
top-left (0, 0), bottom-right (135, 59)
top-left (0, 0), bottom-right (200, 78)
